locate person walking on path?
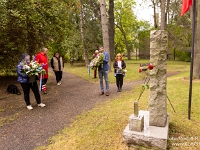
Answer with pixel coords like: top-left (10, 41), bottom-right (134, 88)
top-left (92, 50), bottom-right (99, 78)
top-left (35, 47), bottom-right (49, 94)
top-left (16, 53), bottom-right (46, 110)
top-left (98, 46), bottom-right (110, 96)
top-left (113, 53), bottom-right (126, 92)
top-left (51, 52), bottom-right (64, 85)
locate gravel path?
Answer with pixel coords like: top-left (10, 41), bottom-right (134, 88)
top-left (0, 69), bottom-right (141, 150)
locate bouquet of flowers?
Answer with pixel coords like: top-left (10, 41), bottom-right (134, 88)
top-left (121, 68), bottom-right (127, 75)
top-left (89, 53), bottom-right (104, 70)
top-left (20, 60), bottom-right (46, 76)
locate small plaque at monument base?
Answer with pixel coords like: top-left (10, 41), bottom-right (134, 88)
top-left (128, 114), bottom-right (144, 132)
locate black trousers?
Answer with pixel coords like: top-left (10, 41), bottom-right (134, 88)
top-left (54, 71), bottom-right (63, 83)
top-left (20, 82), bottom-right (41, 106)
top-left (116, 74), bottom-right (124, 89)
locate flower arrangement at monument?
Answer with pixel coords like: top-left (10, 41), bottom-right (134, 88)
top-left (139, 64), bottom-right (154, 73)
top-left (137, 63), bottom-right (154, 102)
top-left (89, 52), bottom-right (104, 70)
top-left (20, 60), bottom-right (46, 76)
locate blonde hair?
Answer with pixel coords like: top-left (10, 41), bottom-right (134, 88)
top-left (115, 53), bottom-right (123, 61)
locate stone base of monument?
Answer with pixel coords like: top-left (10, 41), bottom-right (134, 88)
top-left (129, 113), bottom-right (144, 132)
top-left (123, 110), bottom-right (169, 150)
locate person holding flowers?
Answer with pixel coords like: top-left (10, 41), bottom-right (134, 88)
top-left (98, 46), bottom-right (110, 96)
top-left (35, 47), bottom-right (49, 94)
top-left (113, 53), bottom-right (126, 92)
top-left (92, 50), bottom-right (99, 78)
top-left (89, 50), bottom-right (104, 71)
top-left (17, 53), bottom-right (46, 110)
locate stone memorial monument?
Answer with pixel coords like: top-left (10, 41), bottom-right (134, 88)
top-left (123, 30), bottom-right (169, 150)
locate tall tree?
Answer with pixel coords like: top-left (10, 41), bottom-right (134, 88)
top-left (108, 0), bottom-right (115, 61)
top-left (80, 0), bottom-right (89, 66)
top-left (115, 0), bottom-right (136, 59)
top-left (100, 0), bottom-right (110, 54)
top-left (160, 0), bottom-right (166, 30)
top-left (150, 0), bottom-right (158, 29)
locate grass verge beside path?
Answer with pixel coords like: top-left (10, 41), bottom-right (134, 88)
top-left (37, 60), bottom-right (200, 150)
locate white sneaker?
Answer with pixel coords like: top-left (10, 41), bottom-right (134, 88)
top-left (57, 83), bottom-right (60, 85)
top-left (38, 103), bottom-right (46, 107)
top-left (27, 105), bottom-right (33, 110)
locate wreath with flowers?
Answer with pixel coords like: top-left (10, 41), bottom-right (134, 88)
top-left (19, 60), bottom-right (46, 76)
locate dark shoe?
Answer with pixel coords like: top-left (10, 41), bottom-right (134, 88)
top-left (99, 92), bottom-right (104, 95)
top-left (106, 92), bottom-right (109, 96)
top-left (117, 89), bottom-right (120, 92)
top-left (119, 89), bottom-right (122, 92)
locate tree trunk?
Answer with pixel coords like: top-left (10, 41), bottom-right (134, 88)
top-left (116, 24), bottom-right (131, 60)
top-left (193, 1), bottom-right (200, 79)
top-left (165, 0), bottom-right (170, 26)
top-left (80, 0), bottom-right (89, 67)
top-left (160, 0), bottom-right (166, 30)
top-left (108, 0), bottom-right (115, 61)
top-left (100, 0), bottom-right (110, 62)
top-left (151, 0), bottom-right (158, 29)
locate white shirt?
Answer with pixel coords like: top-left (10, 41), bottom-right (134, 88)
top-left (117, 61), bottom-right (122, 68)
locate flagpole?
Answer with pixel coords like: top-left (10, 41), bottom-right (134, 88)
top-left (188, 0), bottom-right (196, 120)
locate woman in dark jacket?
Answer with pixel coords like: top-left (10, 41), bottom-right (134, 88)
top-left (113, 53), bottom-right (126, 92)
top-left (51, 52), bottom-right (64, 85)
top-left (17, 53), bottom-right (46, 110)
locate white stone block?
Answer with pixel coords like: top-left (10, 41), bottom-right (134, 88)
top-left (129, 113), bottom-right (144, 132)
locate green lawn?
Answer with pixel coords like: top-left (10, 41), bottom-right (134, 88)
top-left (36, 60), bottom-right (200, 150)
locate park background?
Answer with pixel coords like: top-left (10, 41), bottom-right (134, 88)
top-left (1, 0), bottom-right (200, 149)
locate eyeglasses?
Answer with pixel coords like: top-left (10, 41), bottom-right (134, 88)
top-left (117, 56), bottom-right (121, 57)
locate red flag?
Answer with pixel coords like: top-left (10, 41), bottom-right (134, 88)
top-left (181, 0), bottom-right (192, 16)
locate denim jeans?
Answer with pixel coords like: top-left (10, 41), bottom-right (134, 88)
top-left (98, 69), bottom-right (109, 92)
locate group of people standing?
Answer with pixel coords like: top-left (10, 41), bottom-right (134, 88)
top-left (16, 46), bottom-right (126, 110)
top-left (16, 48), bottom-right (64, 110)
top-left (92, 46), bottom-right (126, 96)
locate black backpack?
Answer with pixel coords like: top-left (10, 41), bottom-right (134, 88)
top-left (7, 84), bottom-right (21, 95)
